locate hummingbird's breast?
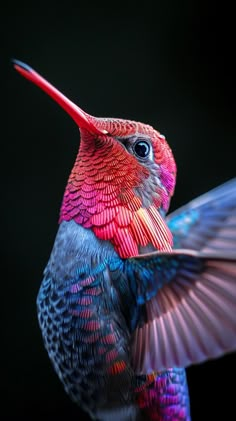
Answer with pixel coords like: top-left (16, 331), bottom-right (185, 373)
top-left (37, 220), bottom-right (139, 419)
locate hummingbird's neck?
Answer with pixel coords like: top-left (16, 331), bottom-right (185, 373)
top-left (59, 139), bottom-right (173, 258)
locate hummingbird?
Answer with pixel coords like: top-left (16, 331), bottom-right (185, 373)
top-left (13, 60), bottom-right (236, 421)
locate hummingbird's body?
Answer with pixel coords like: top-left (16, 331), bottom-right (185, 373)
top-left (14, 60), bottom-right (236, 420)
top-left (38, 220), bottom-right (190, 420)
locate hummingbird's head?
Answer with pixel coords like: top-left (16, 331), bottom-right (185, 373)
top-left (13, 60), bottom-right (176, 257)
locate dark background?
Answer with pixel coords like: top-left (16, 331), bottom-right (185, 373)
top-left (1, 2), bottom-right (236, 420)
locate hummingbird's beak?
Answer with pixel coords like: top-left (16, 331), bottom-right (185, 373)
top-left (12, 60), bottom-right (108, 136)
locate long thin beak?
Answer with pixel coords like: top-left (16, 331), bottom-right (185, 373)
top-left (12, 59), bottom-right (107, 135)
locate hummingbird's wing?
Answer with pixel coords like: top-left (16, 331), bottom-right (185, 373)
top-left (166, 178), bottom-right (236, 252)
top-left (127, 250), bottom-right (236, 374)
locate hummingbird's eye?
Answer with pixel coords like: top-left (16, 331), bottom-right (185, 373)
top-left (133, 140), bottom-right (151, 159)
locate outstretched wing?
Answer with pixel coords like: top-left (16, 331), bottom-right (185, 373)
top-left (126, 250), bottom-right (236, 374)
top-left (166, 178), bottom-right (236, 252)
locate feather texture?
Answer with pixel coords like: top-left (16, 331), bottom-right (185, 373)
top-left (60, 132), bottom-right (175, 257)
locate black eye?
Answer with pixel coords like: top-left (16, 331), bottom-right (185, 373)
top-left (133, 140), bottom-right (150, 159)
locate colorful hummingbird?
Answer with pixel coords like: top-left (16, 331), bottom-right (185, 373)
top-left (13, 60), bottom-right (236, 421)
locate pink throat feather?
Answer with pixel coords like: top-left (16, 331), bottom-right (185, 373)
top-left (60, 123), bottom-right (176, 258)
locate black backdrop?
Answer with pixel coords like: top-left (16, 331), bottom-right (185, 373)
top-left (2, 2), bottom-right (236, 420)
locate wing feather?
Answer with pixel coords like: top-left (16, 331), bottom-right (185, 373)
top-left (167, 178), bottom-right (236, 252)
top-left (131, 254), bottom-right (236, 373)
